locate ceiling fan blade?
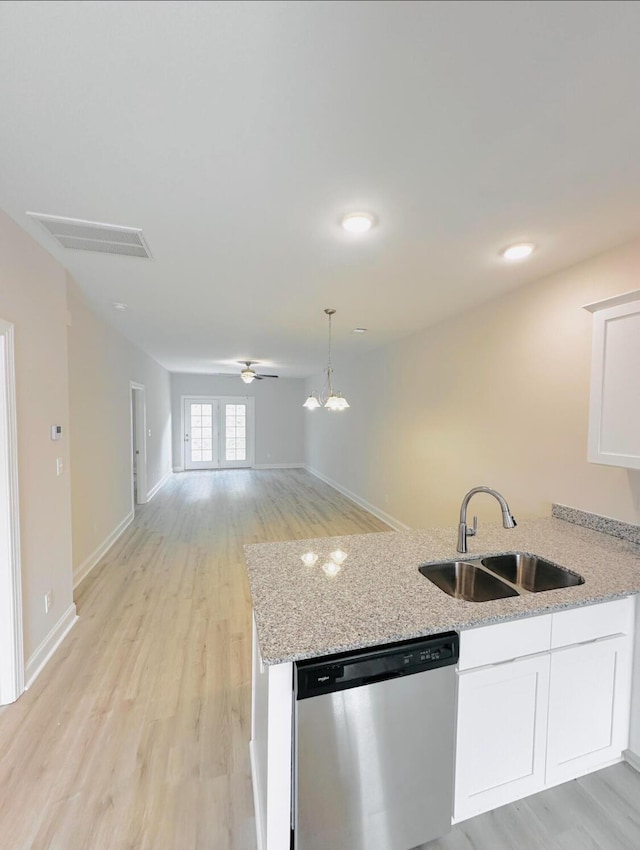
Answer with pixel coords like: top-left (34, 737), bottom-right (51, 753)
top-left (257, 374), bottom-right (279, 379)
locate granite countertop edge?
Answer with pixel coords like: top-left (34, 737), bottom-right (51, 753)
top-left (244, 517), bottom-right (640, 666)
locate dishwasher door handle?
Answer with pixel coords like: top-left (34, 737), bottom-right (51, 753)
top-left (361, 670), bottom-right (404, 686)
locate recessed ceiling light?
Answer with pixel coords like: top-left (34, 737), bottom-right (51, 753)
top-left (341, 212), bottom-right (375, 233)
top-left (352, 327), bottom-right (368, 334)
top-left (112, 302), bottom-right (128, 311)
top-left (501, 243), bottom-right (536, 261)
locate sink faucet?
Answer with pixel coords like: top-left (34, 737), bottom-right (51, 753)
top-left (457, 486), bottom-right (517, 553)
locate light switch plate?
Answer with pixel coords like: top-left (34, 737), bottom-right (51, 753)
top-left (56, 457), bottom-right (64, 476)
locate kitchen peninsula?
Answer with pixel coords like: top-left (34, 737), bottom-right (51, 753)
top-left (245, 511), bottom-right (640, 850)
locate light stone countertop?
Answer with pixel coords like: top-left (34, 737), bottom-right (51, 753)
top-left (244, 517), bottom-right (640, 665)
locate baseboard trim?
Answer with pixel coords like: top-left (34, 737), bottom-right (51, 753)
top-left (304, 465), bottom-right (411, 532)
top-left (249, 740), bottom-right (266, 850)
top-left (253, 463), bottom-right (304, 470)
top-left (174, 464), bottom-right (303, 472)
top-left (146, 469), bottom-right (172, 502)
top-left (24, 603), bottom-right (78, 690)
top-left (624, 749), bottom-right (640, 773)
top-left (73, 510), bottom-right (135, 589)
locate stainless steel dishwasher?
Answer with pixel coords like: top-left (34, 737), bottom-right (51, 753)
top-left (294, 632), bottom-right (459, 850)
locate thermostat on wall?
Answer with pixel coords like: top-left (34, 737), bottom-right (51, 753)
top-left (51, 425), bottom-right (62, 441)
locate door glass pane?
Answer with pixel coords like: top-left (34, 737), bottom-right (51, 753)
top-left (225, 403), bottom-right (247, 462)
top-left (190, 402), bottom-right (214, 463)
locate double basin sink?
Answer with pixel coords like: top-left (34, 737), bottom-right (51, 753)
top-left (419, 552), bottom-right (584, 602)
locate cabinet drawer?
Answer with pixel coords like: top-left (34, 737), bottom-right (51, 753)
top-left (551, 597), bottom-right (635, 649)
top-left (459, 614), bottom-right (552, 671)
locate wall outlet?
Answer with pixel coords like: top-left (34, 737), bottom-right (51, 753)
top-left (44, 590), bottom-right (53, 614)
top-left (56, 457), bottom-right (64, 476)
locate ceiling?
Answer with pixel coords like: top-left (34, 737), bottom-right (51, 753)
top-left (1, 0), bottom-right (640, 377)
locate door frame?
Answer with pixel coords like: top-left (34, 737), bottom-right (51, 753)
top-left (130, 382), bottom-right (148, 508)
top-left (0, 319), bottom-right (24, 705)
top-left (180, 395), bottom-right (255, 470)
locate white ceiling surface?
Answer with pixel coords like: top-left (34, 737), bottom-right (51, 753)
top-left (1, 1), bottom-right (640, 377)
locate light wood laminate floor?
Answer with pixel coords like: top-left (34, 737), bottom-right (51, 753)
top-left (1, 469), bottom-right (638, 850)
top-left (0, 469), bottom-right (387, 850)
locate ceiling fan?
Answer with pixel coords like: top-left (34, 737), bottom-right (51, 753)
top-left (239, 361), bottom-right (279, 384)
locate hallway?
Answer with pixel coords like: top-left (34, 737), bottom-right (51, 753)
top-left (0, 469), bottom-right (387, 850)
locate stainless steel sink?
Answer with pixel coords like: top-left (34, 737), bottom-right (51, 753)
top-left (418, 561), bottom-right (519, 602)
top-left (481, 553), bottom-right (585, 592)
top-left (419, 552), bottom-right (584, 601)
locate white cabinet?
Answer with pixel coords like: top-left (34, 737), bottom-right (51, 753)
top-left (455, 597), bottom-right (636, 822)
top-left (584, 290), bottom-right (640, 469)
top-left (630, 600), bottom-right (640, 770)
top-left (454, 654), bottom-right (550, 821)
top-left (546, 636), bottom-right (631, 786)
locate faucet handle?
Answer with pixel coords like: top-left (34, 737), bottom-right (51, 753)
top-left (468, 516), bottom-right (478, 538)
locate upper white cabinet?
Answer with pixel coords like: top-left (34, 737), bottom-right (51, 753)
top-left (585, 290), bottom-right (640, 469)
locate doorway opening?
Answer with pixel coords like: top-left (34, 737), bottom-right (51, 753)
top-left (182, 396), bottom-right (255, 470)
top-left (0, 319), bottom-right (24, 705)
top-left (130, 383), bottom-right (148, 510)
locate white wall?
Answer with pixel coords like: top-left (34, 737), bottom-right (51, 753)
top-left (170, 373), bottom-right (305, 470)
top-left (67, 279), bottom-right (172, 584)
top-left (305, 238), bottom-right (640, 529)
top-left (0, 211), bottom-right (74, 663)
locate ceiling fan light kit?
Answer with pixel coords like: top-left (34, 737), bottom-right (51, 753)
top-left (304, 308), bottom-right (350, 412)
top-left (238, 361), bottom-right (278, 383)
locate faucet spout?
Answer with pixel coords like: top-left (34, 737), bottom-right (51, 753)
top-left (456, 486), bottom-right (516, 554)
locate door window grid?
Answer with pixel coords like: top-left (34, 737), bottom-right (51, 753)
top-left (190, 403), bottom-right (214, 462)
top-left (225, 404), bottom-right (246, 461)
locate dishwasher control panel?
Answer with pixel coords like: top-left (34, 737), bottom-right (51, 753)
top-left (296, 632), bottom-right (459, 699)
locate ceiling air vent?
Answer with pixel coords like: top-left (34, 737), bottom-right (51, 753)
top-left (26, 212), bottom-right (152, 258)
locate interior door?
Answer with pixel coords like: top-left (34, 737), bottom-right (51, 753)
top-left (184, 398), bottom-right (219, 469)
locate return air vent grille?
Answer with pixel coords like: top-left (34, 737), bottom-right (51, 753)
top-left (26, 213), bottom-right (152, 259)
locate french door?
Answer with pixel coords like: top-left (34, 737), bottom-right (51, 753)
top-left (183, 396), bottom-right (254, 470)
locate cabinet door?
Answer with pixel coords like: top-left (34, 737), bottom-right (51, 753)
top-left (454, 654), bottom-right (550, 822)
top-left (587, 295), bottom-right (640, 469)
top-left (546, 636), bottom-right (631, 787)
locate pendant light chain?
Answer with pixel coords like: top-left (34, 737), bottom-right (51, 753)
top-left (326, 309), bottom-right (333, 396)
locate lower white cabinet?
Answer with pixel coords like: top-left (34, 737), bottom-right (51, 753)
top-left (546, 635), bottom-right (631, 786)
top-left (454, 654), bottom-right (550, 821)
top-left (454, 598), bottom-right (635, 823)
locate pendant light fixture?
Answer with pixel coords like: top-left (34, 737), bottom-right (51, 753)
top-left (303, 309), bottom-right (350, 412)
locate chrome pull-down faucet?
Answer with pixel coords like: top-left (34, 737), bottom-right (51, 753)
top-left (457, 486), bottom-right (517, 554)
